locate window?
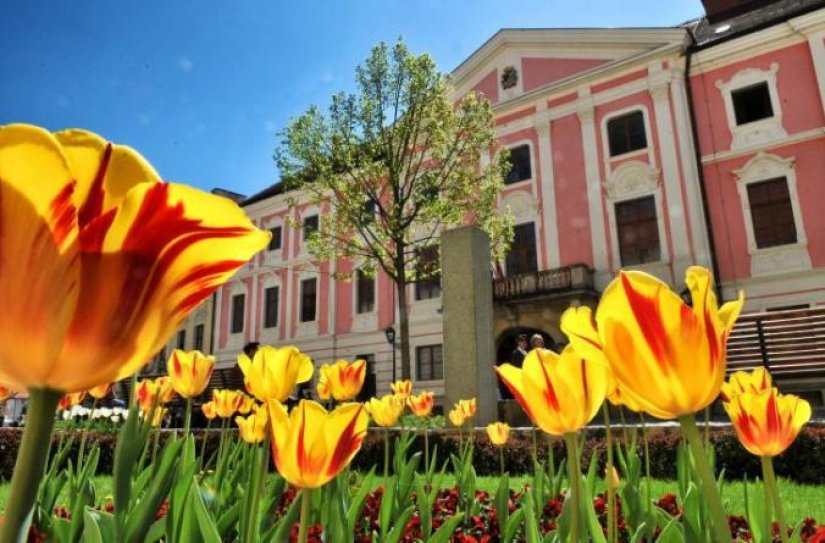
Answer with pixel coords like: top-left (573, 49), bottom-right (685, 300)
top-left (505, 144), bottom-right (532, 184)
top-left (194, 324), bottom-right (204, 352)
top-left (747, 178), bottom-right (797, 249)
top-left (268, 226), bottom-right (282, 251)
top-left (231, 294), bottom-right (245, 334)
top-left (416, 344), bottom-right (443, 380)
top-left (356, 270), bottom-right (375, 313)
top-left (615, 196), bottom-right (660, 266)
top-left (300, 278), bottom-right (317, 322)
top-left (607, 111), bottom-right (647, 157)
top-left (302, 215), bottom-right (319, 241)
top-left (176, 330), bottom-right (186, 350)
top-left (361, 199), bottom-right (376, 222)
top-left (506, 222), bottom-right (538, 276)
top-left (732, 82), bottom-right (773, 125)
top-left (264, 286), bottom-right (280, 328)
top-left (414, 246), bottom-right (441, 300)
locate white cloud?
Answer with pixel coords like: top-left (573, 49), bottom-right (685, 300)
top-left (178, 57), bottom-right (194, 73)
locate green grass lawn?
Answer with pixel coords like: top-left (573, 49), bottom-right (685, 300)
top-left (1, 475), bottom-right (822, 526)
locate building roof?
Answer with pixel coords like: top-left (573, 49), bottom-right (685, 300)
top-left (241, 181), bottom-right (286, 207)
top-left (687, 0), bottom-right (825, 48)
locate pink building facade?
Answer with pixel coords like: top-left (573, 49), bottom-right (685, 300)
top-left (209, 0), bottom-right (825, 404)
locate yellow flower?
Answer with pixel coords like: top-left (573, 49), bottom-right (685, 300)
top-left (154, 376), bottom-right (176, 404)
top-left (448, 407), bottom-right (466, 428)
top-left (457, 398), bottom-right (476, 419)
top-left (721, 368), bottom-right (772, 402)
top-left (407, 391), bottom-right (434, 418)
top-left (57, 391), bottom-right (86, 411)
top-left (496, 346), bottom-right (609, 435)
top-left (235, 404), bottom-right (269, 444)
top-left (88, 383), bottom-right (112, 400)
top-left (365, 394), bottom-right (406, 427)
top-left (212, 389), bottom-right (244, 418)
top-left (724, 387), bottom-right (811, 457)
top-left (316, 359), bottom-right (366, 402)
top-left (390, 380), bottom-right (412, 398)
top-left (0, 124), bottom-right (269, 393)
top-left (486, 422), bottom-right (510, 446)
top-left (237, 345), bottom-right (313, 402)
top-left (167, 349), bottom-right (215, 398)
top-left (268, 399), bottom-right (368, 488)
top-left (146, 407), bottom-right (167, 427)
top-left (201, 401), bottom-right (218, 421)
top-left (238, 394), bottom-right (256, 415)
top-left (561, 267), bottom-right (744, 420)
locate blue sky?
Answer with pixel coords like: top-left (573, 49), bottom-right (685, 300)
top-left (1, 0), bottom-right (703, 197)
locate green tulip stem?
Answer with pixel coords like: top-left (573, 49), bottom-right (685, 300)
top-left (423, 426), bottom-right (430, 477)
top-left (198, 419), bottom-right (213, 472)
top-left (563, 432), bottom-right (582, 543)
top-left (531, 427), bottom-right (538, 475)
top-left (297, 488), bottom-right (313, 543)
top-left (498, 446), bottom-right (505, 477)
top-left (183, 397), bottom-right (192, 437)
top-left (679, 414), bottom-right (732, 543)
top-left (78, 398), bottom-right (98, 469)
top-left (602, 403), bottom-right (616, 543)
top-left (383, 428), bottom-right (390, 482)
top-left (640, 413), bottom-right (651, 516)
top-left (0, 387), bottom-right (62, 543)
top-left (762, 456), bottom-right (788, 543)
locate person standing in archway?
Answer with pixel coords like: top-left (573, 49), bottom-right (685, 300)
top-left (530, 334), bottom-right (544, 350)
top-left (500, 334), bottom-right (529, 400)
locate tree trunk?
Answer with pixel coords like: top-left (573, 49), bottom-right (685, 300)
top-left (396, 279), bottom-right (412, 380)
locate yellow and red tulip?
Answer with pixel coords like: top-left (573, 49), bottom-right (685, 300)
top-left (365, 394), bottom-right (406, 427)
top-left (167, 349), bottom-right (215, 398)
top-left (201, 400), bottom-right (218, 421)
top-left (237, 345), bottom-right (314, 402)
top-left (0, 382), bottom-right (13, 401)
top-left (212, 389), bottom-right (244, 418)
top-left (457, 398), bottom-right (476, 419)
top-left (146, 407), bottom-right (167, 427)
top-left (496, 346), bottom-right (609, 435)
top-left (721, 367), bottom-right (772, 402)
top-left (0, 123), bottom-right (270, 393)
top-left (268, 399), bottom-right (368, 488)
top-left (88, 383), bottom-right (112, 400)
top-left (390, 380), bottom-right (412, 398)
top-left (561, 267), bottom-right (744, 420)
top-left (154, 376), bottom-right (176, 404)
top-left (724, 387), bottom-right (811, 457)
top-left (316, 359), bottom-right (366, 402)
top-left (238, 394), bottom-right (256, 415)
top-left (448, 407), bottom-right (466, 428)
top-left (57, 391), bottom-right (86, 411)
top-left (486, 422), bottom-right (510, 446)
top-left (235, 403), bottom-right (269, 444)
top-left (407, 391), bottom-right (434, 418)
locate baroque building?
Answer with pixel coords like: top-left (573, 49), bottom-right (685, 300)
top-left (170, 0), bottom-right (825, 410)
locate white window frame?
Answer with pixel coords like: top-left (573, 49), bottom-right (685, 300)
top-left (733, 152), bottom-right (810, 276)
top-left (352, 266), bottom-right (378, 332)
top-left (601, 106), bottom-right (654, 162)
top-left (504, 220), bottom-right (539, 277)
top-left (264, 217), bottom-right (285, 265)
top-left (297, 206), bottom-right (321, 259)
top-left (602, 160), bottom-right (670, 279)
top-left (225, 281), bottom-right (248, 352)
top-left (716, 63), bottom-right (787, 151)
top-left (260, 275), bottom-right (282, 342)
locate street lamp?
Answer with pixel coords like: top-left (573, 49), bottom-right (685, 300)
top-left (384, 326), bottom-right (396, 385)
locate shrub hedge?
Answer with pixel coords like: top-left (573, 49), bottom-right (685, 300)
top-left (1, 424), bottom-right (823, 484)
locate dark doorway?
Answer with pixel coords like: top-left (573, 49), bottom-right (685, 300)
top-left (495, 327), bottom-right (557, 367)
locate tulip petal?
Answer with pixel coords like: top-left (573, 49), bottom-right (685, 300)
top-left (0, 125), bottom-right (81, 387)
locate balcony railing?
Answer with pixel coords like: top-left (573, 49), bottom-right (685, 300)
top-left (493, 264), bottom-right (594, 301)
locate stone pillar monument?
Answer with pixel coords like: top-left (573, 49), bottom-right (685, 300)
top-left (441, 226), bottom-right (497, 425)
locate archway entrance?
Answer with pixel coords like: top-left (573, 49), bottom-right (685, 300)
top-left (495, 327), bottom-right (557, 366)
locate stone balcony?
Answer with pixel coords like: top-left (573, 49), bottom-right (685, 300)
top-left (492, 263), bottom-right (594, 301)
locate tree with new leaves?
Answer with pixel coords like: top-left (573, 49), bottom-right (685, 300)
top-left (275, 39), bottom-right (513, 381)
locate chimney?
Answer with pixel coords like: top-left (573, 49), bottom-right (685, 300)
top-left (701, 0), bottom-right (784, 23)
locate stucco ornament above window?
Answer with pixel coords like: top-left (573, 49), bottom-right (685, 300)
top-left (500, 66), bottom-right (518, 90)
top-left (602, 160), bottom-right (661, 200)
